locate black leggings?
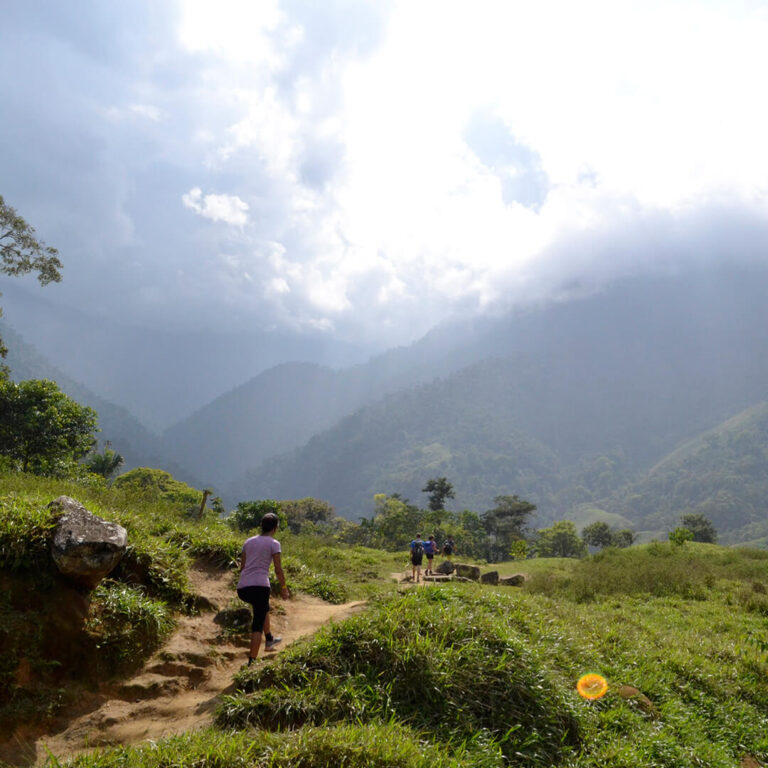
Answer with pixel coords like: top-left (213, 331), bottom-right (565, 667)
top-left (237, 586), bottom-right (271, 633)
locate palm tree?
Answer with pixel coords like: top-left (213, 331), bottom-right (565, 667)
top-left (86, 442), bottom-right (124, 479)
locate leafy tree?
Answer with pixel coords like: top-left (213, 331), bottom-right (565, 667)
top-left (85, 442), bottom-right (124, 479)
top-left (669, 527), bottom-right (694, 547)
top-left (228, 499), bottom-right (285, 532)
top-left (483, 494), bottom-right (536, 561)
top-left (679, 513), bottom-right (718, 543)
top-left (280, 497), bottom-right (334, 533)
top-left (582, 521), bottom-right (613, 549)
top-left (0, 376), bottom-right (97, 474)
top-left (422, 477), bottom-right (455, 511)
top-left (0, 195), bottom-right (63, 357)
top-left (509, 539), bottom-right (529, 560)
top-left (535, 520), bottom-right (586, 558)
top-left (611, 529), bottom-right (637, 548)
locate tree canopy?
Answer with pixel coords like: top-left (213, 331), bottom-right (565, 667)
top-left (422, 477), bottom-right (455, 511)
top-left (0, 195), bottom-right (62, 357)
top-left (0, 376), bottom-right (97, 475)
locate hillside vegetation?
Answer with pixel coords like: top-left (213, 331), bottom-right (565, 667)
top-left (24, 539), bottom-right (768, 768)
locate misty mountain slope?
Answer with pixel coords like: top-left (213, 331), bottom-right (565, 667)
top-left (228, 265), bottom-right (768, 532)
top-left (1, 323), bottom-right (199, 483)
top-left (612, 402), bottom-right (768, 543)
top-left (167, 263), bottom-right (768, 494)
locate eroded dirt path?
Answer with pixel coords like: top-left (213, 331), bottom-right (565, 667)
top-left (6, 564), bottom-right (364, 766)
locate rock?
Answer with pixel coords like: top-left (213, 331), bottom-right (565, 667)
top-left (435, 560), bottom-right (455, 575)
top-left (454, 563), bottom-right (481, 581)
top-left (480, 570), bottom-right (499, 585)
top-left (500, 574), bottom-right (526, 587)
top-left (50, 497), bottom-right (128, 589)
top-left (616, 684), bottom-right (658, 717)
top-left (214, 607), bottom-right (252, 629)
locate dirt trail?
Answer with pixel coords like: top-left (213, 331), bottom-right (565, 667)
top-left (4, 563), bottom-right (364, 766)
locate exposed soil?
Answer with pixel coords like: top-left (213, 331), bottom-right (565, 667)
top-left (1, 562), bottom-right (364, 767)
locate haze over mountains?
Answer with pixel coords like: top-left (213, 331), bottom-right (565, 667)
top-left (4, 261), bottom-right (768, 544)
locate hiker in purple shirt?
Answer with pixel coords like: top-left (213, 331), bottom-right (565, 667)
top-left (237, 512), bottom-right (290, 665)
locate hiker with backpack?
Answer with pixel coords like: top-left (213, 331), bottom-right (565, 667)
top-left (423, 534), bottom-right (438, 575)
top-left (442, 536), bottom-right (456, 559)
top-left (410, 533), bottom-right (425, 582)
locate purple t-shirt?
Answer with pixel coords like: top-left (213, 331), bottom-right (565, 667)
top-left (238, 535), bottom-right (281, 588)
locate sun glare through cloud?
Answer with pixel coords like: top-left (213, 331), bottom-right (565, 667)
top-left (2, 0), bottom-right (768, 345)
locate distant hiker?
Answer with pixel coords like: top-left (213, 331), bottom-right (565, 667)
top-left (237, 512), bottom-right (290, 665)
top-left (423, 534), bottom-right (438, 575)
top-left (410, 533), bottom-right (425, 582)
top-left (442, 536), bottom-right (456, 558)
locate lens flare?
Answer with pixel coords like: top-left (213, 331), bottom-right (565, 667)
top-left (577, 673), bottom-right (608, 700)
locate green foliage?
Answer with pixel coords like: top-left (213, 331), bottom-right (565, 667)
top-left (669, 527), bottom-right (694, 547)
top-left (509, 539), bottom-right (529, 560)
top-left (582, 520), bottom-right (613, 548)
top-left (611, 528), bottom-right (636, 548)
top-left (227, 499), bottom-right (284, 532)
top-left (422, 476), bottom-right (455, 511)
top-left (112, 467), bottom-right (202, 508)
top-left (85, 581), bottom-right (175, 672)
top-left (680, 513), bottom-right (718, 543)
top-left (0, 492), bottom-right (58, 570)
top-left (0, 194), bottom-right (62, 359)
top-left (59, 723), bottom-right (497, 768)
top-left (220, 589), bottom-right (580, 766)
top-left (484, 494), bottom-right (536, 560)
top-left (535, 520), bottom-right (586, 558)
top-left (85, 443), bottom-right (124, 479)
top-left (279, 497), bottom-right (334, 533)
top-left (0, 378), bottom-right (98, 475)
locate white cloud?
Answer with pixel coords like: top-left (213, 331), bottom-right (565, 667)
top-left (182, 187), bottom-right (249, 227)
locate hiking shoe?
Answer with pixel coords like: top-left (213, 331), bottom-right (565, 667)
top-left (265, 636), bottom-right (282, 651)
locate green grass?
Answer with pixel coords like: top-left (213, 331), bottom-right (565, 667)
top-left (219, 587), bottom-right (580, 767)
top-left (54, 723), bottom-right (501, 768)
top-left (85, 581), bottom-right (175, 673)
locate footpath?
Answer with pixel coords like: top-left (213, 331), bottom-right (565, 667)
top-left (2, 563), bottom-right (364, 766)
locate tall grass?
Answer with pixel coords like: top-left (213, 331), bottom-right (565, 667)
top-left (219, 587), bottom-right (580, 767)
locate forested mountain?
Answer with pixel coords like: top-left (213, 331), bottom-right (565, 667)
top-left (1, 323), bottom-right (199, 484)
top-left (613, 403), bottom-right (768, 545)
top-left (228, 264), bottom-right (768, 539)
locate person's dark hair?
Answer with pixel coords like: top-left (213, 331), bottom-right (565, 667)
top-left (416, 533), bottom-right (422, 538)
top-left (261, 513), bottom-right (279, 533)
top-left (429, 535), bottom-right (435, 540)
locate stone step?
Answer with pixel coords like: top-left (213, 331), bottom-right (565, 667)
top-left (145, 662), bottom-right (210, 686)
top-left (116, 673), bottom-right (184, 700)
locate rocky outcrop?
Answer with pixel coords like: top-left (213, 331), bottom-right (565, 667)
top-left (454, 563), bottom-right (481, 581)
top-left (435, 560), bottom-right (455, 575)
top-left (499, 574), bottom-right (526, 587)
top-left (49, 496), bottom-right (128, 589)
top-left (480, 570), bottom-right (499, 585)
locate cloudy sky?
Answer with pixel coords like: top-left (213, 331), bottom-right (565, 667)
top-left (3, 0), bottom-right (768, 351)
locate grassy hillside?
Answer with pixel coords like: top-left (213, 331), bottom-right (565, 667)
top-left (614, 403), bottom-right (768, 543)
top-left (0, 471), bottom-right (400, 738)
top-left (36, 541), bottom-right (768, 768)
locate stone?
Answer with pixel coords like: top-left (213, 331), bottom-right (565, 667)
top-left (499, 574), bottom-right (526, 587)
top-left (50, 496), bottom-right (128, 589)
top-left (480, 570), bottom-right (499, 585)
top-left (435, 560), bottom-right (455, 575)
top-left (454, 563), bottom-right (481, 581)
